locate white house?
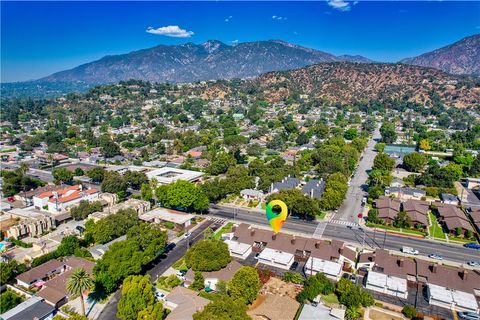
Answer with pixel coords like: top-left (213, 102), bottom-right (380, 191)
top-left (240, 189), bottom-right (264, 201)
top-left (257, 247), bottom-right (295, 270)
top-left (365, 271), bottom-right (408, 299)
top-left (224, 239), bottom-right (252, 260)
top-left (304, 257), bottom-right (343, 280)
top-left (427, 283), bottom-right (479, 313)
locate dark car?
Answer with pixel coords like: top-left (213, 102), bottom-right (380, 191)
top-left (464, 243), bottom-right (480, 250)
top-left (289, 261), bottom-right (299, 271)
top-left (165, 243), bottom-right (176, 252)
top-left (75, 226), bottom-right (85, 233)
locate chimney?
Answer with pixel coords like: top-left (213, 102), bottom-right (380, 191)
top-left (461, 270), bottom-right (468, 280)
top-left (339, 248), bottom-right (344, 255)
top-left (231, 226), bottom-right (237, 232)
top-left (291, 236), bottom-right (296, 245)
top-left (315, 241), bottom-right (320, 249)
top-left (398, 259), bottom-right (404, 267)
top-left (79, 184), bottom-right (83, 191)
top-left (432, 264), bottom-right (437, 273)
top-left (272, 234), bottom-right (276, 240)
top-left (250, 229), bottom-right (255, 237)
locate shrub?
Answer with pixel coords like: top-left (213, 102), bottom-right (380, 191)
top-left (402, 305), bottom-right (417, 319)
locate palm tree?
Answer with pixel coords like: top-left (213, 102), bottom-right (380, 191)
top-left (66, 268), bottom-right (93, 317)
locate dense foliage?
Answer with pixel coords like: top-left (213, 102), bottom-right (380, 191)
top-left (184, 240), bottom-right (231, 272)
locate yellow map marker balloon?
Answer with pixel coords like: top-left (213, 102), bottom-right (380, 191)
top-left (265, 200), bottom-right (288, 234)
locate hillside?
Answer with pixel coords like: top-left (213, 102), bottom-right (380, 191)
top-left (251, 62), bottom-right (480, 108)
top-left (401, 34), bottom-right (480, 75)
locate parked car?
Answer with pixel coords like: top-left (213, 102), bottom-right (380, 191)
top-left (165, 242), bottom-right (176, 252)
top-left (349, 274), bottom-right (357, 283)
top-left (184, 232), bottom-right (192, 238)
top-left (467, 261), bottom-right (480, 268)
top-left (176, 270), bottom-right (187, 277)
top-left (401, 246), bottom-right (419, 255)
top-left (428, 253), bottom-right (443, 260)
top-left (458, 311), bottom-right (480, 320)
top-left (289, 261), bottom-right (299, 271)
top-left (464, 243), bottom-right (480, 250)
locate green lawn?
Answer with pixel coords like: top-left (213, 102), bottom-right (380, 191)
top-left (449, 236), bottom-right (476, 244)
top-left (317, 211), bottom-right (327, 220)
top-left (321, 293), bottom-right (339, 304)
top-left (367, 223), bottom-right (426, 237)
top-left (214, 222), bottom-right (234, 240)
top-left (172, 258), bottom-right (187, 271)
top-left (428, 212), bottom-right (446, 239)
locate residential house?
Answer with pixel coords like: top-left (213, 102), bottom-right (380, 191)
top-left (434, 202), bottom-right (474, 236)
top-left (374, 196), bottom-right (401, 225)
top-left (298, 303), bottom-right (345, 320)
top-left (469, 209), bottom-right (480, 232)
top-left (441, 193), bottom-right (459, 205)
top-left (185, 260), bottom-right (242, 290)
top-left (301, 179), bottom-right (326, 199)
top-left (248, 293), bottom-right (300, 320)
top-left (164, 286), bottom-right (209, 320)
top-left (402, 199), bottom-right (429, 228)
top-left (385, 187), bottom-right (426, 200)
top-left (231, 224), bottom-right (356, 278)
top-left (0, 296), bottom-right (55, 320)
top-left (269, 176), bottom-right (301, 194)
top-left (240, 189), bottom-right (264, 201)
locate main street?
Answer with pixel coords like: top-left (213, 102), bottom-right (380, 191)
top-left (333, 126), bottom-right (382, 222)
top-left (209, 205), bottom-right (479, 265)
top-left (97, 220), bottom-right (214, 320)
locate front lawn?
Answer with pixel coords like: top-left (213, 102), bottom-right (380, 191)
top-left (367, 223), bottom-right (426, 237)
top-left (172, 258), bottom-right (188, 271)
top-left (321, 293), bottom-right (339, 304)
top-left (214, 222), bottom-right (234, 240)
top-left (428, 212), bottom-right (446, 240)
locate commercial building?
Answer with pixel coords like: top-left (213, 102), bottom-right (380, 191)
top-left (33, 184), bottom-right (99, 213)
top-left (145, 167), bottom-right (204, 185)
top-left (140, 208), bottom-right (194, 230)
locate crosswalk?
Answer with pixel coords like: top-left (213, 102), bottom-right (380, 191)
top-left (209, 217), bottom-right (227, 224)
top-left (329, 219), bottom-right (359, 227)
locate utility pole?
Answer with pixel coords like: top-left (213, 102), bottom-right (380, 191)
top-left (382, 226), bottom-right (387, 249)
top-left (362, 227), bottom-right (366, 247)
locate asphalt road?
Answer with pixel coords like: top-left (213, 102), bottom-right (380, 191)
top-left (210, 205), bottom-right (479, 265)
top-left (334, 127), bottom-right (381, 222)
top-left (97, 220), bottom-right (214, 320)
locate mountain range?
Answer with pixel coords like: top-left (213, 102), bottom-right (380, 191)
top-left (40, 40), bottom-right (373, 85)
top-left (1, 35), bottom-right (479, 98)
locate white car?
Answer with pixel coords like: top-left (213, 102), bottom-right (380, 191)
top-left (428, 253), bottom-right (443, 260)
top-left (184, 232), bottom-right (192, 238)
top-left (467, 261), bottom-right (480, 268)
top-left (401, 246), bottom-right (419, 255)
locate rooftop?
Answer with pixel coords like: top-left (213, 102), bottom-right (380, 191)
top-left (146, 167), bottom-right (204, 184)
top-left (140, 207), bottom-right (194, 225)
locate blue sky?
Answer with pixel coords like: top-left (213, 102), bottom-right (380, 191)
top-left (1, 1), bottom-right (479, 82)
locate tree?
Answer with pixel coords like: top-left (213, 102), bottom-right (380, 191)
top-left (319, 173), bottom-right (348, 210)
top-left (380, 123), bottom-right (397, 144)
top-left (70, 200), bottom-right (103, 220)
top-left (86, 208), bottom-right (140, 244)
top-left (374, 142), bottom-right (386, 152)
top-left (56, 235), bottom-right (81, 257)
top-left (190, 271), bottom-right (205, 291)
top-left (373, 153), bottom-right (395, 172)
top-left (344, 128), bottom-right (358, 140)
top-left (52, 168), bottom-right (74, 184)
top-left (206, 152), bottom-right (236, 175)
top-left (155, 180), bottom-right (209, 212)
top-left (86, 167), bottom-right (106, 183)
top-left (184, 240), bottom-right (231, 272)
top-left (0, 260), bottom-right (27, 286)
top-left (140, 183), bottom-right (153, 203)
top-left (394, 211), bottom-right (411, 228)
top-left (403, 152), bottom-right (427, 173)
top-left (266, 189), bottom-right (320, 220)
top-left (296, 132), bottom-right (310, 145)
top-left (193, 296), bottom-right (250, 320)
top-left (228, 266), bottom-right (261, 304)
top-left (0, 290), bottom-right (24, 313)
top-left (66, 268), bottom-right (94, 317)
top-left (74, 167), bottom-right (85, 176)
top-left (296, 273), bottom-right (334, 303)
top-left (216, 280), bottom-right (228, 295)
top-left (282, 272), bottom-right (304, 284)
top-left (137, 303), bottom-right (165, 320)
top-left (117, 275), bottom-right (155, 320)
top-left (99, 136), bottom-right (121, 158)
top-left (367, 208), bottom-right (379, 224)
top-left (101, 171), bottom-right (127, 194)
top-left (123, 170), bottom-right (148, 190)
top-left (335, 278), bottom-right (373, 310)
top-left (402, 305), bottom-right (417, 319)
top-left (419, 139), bottom-right (431, 151)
